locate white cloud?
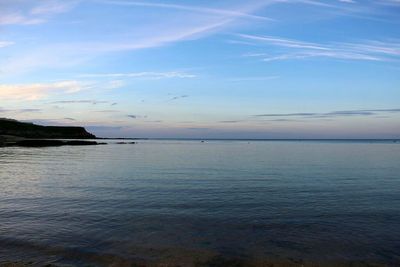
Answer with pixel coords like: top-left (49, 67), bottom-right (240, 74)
top-left (105, 80), bottom-right (125, 89)
top-left (0, 13), bottom-right (44, 25)
top-left (0, 80), bottom-right (91, 100)
top-left (342, 41), bottom-right (400, 56)
top-left (0, 0), bottom-right (76, 25)
top-left (338, 0), bottom-right (356, 3)
top-left (0, 41), bottom-right (14, 48)
top-left (237, 34), bottom-right (329, 50)
top-left (30, 0), bottom-right (77, 15)
top-left (0, 1), bottom-right (272, 75)
top-left (262, 51), bottom-right (382, 62)
top-left (99, 1), bottom-right (273, 21)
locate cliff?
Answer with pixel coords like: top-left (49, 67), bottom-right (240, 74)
top-left (0, 118), bottom-right (96, 139)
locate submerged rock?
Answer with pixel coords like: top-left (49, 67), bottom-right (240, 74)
top-left (64, 140), bottom-right (99, 146)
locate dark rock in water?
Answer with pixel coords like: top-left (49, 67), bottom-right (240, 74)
top-left (0, 135), bottom-right (5, 147)
top-left (116, 142), bottom-right (127, 144)
top-left (65, 140), bottom-right (99, 146)
top-left (13, 139), bottom-right (101, 147)
top-left (0, 118), bottom-right (96, 139)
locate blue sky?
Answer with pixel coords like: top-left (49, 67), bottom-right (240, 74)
top-left (0, 0), bottom-right (399, 138)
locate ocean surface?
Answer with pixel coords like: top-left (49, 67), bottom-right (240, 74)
top-left (0, 140), bottom-right (399, 266)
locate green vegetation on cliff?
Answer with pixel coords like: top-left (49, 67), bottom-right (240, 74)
top-left (0, 118), bottom-right (96, 139)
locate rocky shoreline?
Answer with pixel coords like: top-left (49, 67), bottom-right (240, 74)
top-left (0, 118), bottom-right (106, 147)
top-left (0, 135), bottom-right (105, 147)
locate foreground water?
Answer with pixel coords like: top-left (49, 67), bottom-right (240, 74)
top-left (0, 140), bottom-right (399, 266)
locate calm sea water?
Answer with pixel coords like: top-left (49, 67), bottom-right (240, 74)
top-left (0, 140), bottom-right (399, 266)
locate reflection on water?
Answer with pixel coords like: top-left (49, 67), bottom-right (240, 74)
top-left (0, 140), bottom-right (400, 266)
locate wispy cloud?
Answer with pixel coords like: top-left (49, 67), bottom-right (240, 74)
top-left (219, 120), bottom-right (242, 123)
top-left (79, 71), bottom-right (196, 79)
top-left (364, 108), bottom-right (400, 112)
top-left (267, 118), bottom-right (303, 122)
top-left (0, 12), bottom-right (44, 25)
top-left (340, 40), bottom-right (400, 56)
top-left (255, 112), bottom-right (318, 117)
top-left (238, 34), bottom-right (329, 50)
top-left (0, 107), bottom-right (42, 113)
top-left (0, 41), bottom-right (14, 48)
top-left (254, 108), bottom-right (400, 118)
top-left (99, 1), bottom-right (273, 21)
top-left (30, 0), bottom-right (78, 16)
top-left (0, 1), bottom-right (272, 75)
top-left (338, 0), bottom-right (356, 3)
top-left (0, 81), bottom-right (91, 100)
top-left (186, 127), bottom-right (210, 130)
top-left (261, 51), bottom-right (382, 62)
top-left (49, 100), bottom-right (110, 105)
top-left (145, 120), bottom-right (163, 123)
top-left (377, 0), bottom-right (400, 6)
top-left (95, 110), bottom-right (120, 113)
top-left (228, 76), bottom-right (279, 82)
top-left (0, 0), bottom-right (77, 25)
top-left (238, 34), bottom-right (400, 62)
top-left (105, 80), bottom-right (125, 89)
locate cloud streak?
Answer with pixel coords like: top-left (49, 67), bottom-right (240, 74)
top-left (0, 0), bottom-right (77, 25)
top-left (49, 100), bottom-right (110, 105)
top-left (0, 41), bottom-right (14, 48)
top-left (79, 71), bottom-right (196, 79)
top-left (0, 107), bottom-right (42, 113)
top-left (238, 34), bottom-right (329, 50)
top-left (0, 1), bottom-right (272, 75)
top-left (0, 81), bottom-right (91, 100)
top-left (254, 108), bottom-right (400, 118)
top-left (30, 1), bottom-right (77, 16)
top-left (99, 1), bottom-right (273, 21)
top-left (239, 34), bottom-right (400, 62)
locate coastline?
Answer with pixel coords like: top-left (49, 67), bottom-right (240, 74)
top-left (0, 135), bottom-right (104, 147)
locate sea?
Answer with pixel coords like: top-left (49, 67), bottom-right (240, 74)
top-left (0, 140), bottom-right (399, 266)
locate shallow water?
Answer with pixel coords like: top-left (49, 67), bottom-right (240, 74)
top-left (1, 140), bottom-right (400, 266)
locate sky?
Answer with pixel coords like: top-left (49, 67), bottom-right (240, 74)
top-left (0, 0), bottom-right (399, 138)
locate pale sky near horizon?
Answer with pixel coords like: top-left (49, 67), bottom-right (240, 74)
top-left (0, 0), bottom-right (399, 138)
